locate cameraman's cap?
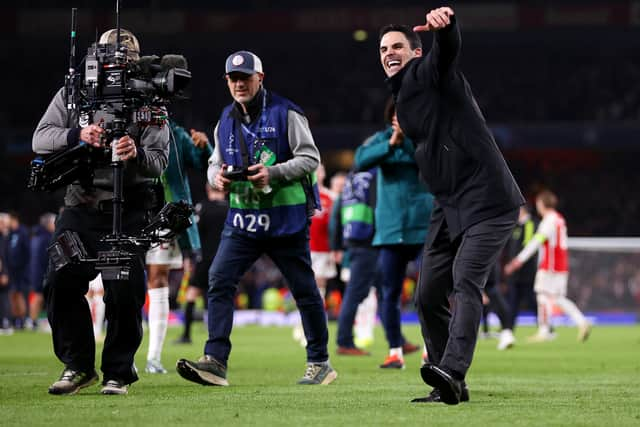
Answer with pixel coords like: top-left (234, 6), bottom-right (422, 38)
top-left (225, 51), bottom-right (263, 75)
top-left (99, 28), bottom-right (140, 60)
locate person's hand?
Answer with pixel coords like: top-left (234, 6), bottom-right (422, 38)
top-left (183, 256), bottom-right (193, 274)
top-left (115, 135), bottom-right (137, 161)
top-left (413, 7), bottom-right (455, 32)
top-left (215, 164), bottom-right (232, 192)
top-left (0, 273), bottom-right (8, 287)
top-left (80, 124), bottom-right (105, 147)
top-left (247, 163), bottom-right (270, 189)
top-left (481, 291), bottom-right (490, 306)
top-left (389, 114), bottom-right (404, 147)
top-left (332, 250), bottom-right (344, 265)
top-left (190, 129), bottom-right (209, 149)
top-left (504, 259), bottom-right (523, 276)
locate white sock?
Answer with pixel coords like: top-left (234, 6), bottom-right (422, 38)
top-left (390, 347), bottom-right (403, 359)
top-left (91, 294), bottom-right (105, 338)
top-left (147, 287), bottom-right (169, 362)
top-left (536, 293), bottom-right (551, 334)
top-left (354, 287), bottom-right (377, 344)
top-left (555, 296), bottom-right (587, 327)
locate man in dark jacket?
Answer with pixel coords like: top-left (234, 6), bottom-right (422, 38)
top-left (379, 7), bottom-right (524, 404)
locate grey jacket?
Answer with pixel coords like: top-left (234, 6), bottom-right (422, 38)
top-left (32, 88), bottom-right (170, 207)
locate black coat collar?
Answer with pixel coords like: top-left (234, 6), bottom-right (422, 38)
top-left (385, 58), bottom-right (417, 97)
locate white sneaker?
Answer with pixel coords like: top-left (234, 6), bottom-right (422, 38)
top-left (527, 330), bottom-right (555, 343)
top-left (577, 323), bottom-right (592, 342)
top-left (497, 329), bottom-right (515, 350)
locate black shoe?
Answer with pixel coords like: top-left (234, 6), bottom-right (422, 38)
top-left (411, 388), bottom-right (442, 403)
top-left (411, 382), bottom-right (470, 403)
top-left (419, 364), bottom-right (462, 405)
top-left (48, 368), bottom-right (99, 395)
top-left (176, 355), bottom-right (229, 386)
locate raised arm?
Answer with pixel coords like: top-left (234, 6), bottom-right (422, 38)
top-left (414, 7), bottom-right (461, 82)
top-left (504, 216), bottom-right (554, 275)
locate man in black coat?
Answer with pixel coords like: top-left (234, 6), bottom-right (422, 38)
top-left (379, 7), bottom-right (524, 404)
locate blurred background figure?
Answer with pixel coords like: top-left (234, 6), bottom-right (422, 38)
top-left (145, 119), bottom-right (213, 374)
top-left (330, 168), bottom-right (379, 356)
top-left (0, 213), bottom-right (11, 335)
top-left (506, 206), bottom-right (539, 330)
top-left (27, 212), bottom-right (56, 331)
top-left (294, 163), bottom-right (337, 347)
top-left (354, 101), bottom-right (434, 369)
top-left (7, 211), bottom-right (30, 330)
top-left (505, 190), bottom-right (591, 342)
top-left (87, 274), bottom-right (105, 342)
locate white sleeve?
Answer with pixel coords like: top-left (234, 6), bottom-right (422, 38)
top-left (207, 122), bottom-right (223, 188)
top-left (515, 215), bottom-right (554, 263)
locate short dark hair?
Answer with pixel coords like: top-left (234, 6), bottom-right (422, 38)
top-left (379, 24), bottom-right (422, 50)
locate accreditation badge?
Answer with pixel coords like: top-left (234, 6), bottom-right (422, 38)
top-left (255, 144), bottom-right (276, 166)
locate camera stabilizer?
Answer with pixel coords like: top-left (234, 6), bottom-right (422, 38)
top-left (29, 2), bottom-right (194, 281)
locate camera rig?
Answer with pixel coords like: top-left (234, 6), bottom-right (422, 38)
top-left (28, 2), bottom-right (194, 281)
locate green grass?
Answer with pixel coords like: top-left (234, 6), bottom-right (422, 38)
top-left (1, 323), bottom-right (639, 426)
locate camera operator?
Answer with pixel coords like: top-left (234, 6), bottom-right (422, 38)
top-left (32, 29), bottom-right (170, 396)
top-left (177, 51), bottom-right (336, 386)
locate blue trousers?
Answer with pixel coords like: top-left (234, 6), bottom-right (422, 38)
top-left (336, 246), bottom-right (381, 347)
top-left (205, 226), bottom-right (328, 365)
top-left (378, 244), bottom-right (423, 349)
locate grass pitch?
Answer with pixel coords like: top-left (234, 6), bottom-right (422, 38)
top-left (1, 322), bottom-right (639, 426)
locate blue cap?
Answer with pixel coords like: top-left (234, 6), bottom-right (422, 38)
top-left (225, 51), bottom-right (263, 75)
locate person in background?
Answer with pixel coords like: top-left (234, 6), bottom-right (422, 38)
top-left (0, 213), bottom-right (12, 335)
top-left (7, 211), bottom-right (30, 330)
top-left (354, 101), bottom-right (434, 369)
top-left (506, 206), bottom-right (539, 330)
top-left (144, 55), bottom-right (213, 374)
top-left (331, 168), bottom-right (379, 356)
top-left (27, 212), bottom-right (56, 331)
top-left (504, 190), bottom-right (591, 343)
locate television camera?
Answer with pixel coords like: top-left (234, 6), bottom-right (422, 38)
top-left (27, 3), bottom-right (194, 281)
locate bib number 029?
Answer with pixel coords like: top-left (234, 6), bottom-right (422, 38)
top-left (232, 213), bottom-right (271, 232)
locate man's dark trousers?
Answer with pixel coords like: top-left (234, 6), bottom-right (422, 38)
top-left (416, 208), bottom-right (518, 378)
top-left (205, 225), bottom-right (328, 365)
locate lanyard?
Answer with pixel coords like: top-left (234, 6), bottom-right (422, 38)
top-left (240, 88), bottom-right (269, 140)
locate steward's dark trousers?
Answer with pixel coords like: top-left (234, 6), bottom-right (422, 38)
top-left (205, 226), bottom-right (328, 365)
top-left (45, 206), bottom-right (146, 385)
top-left (416, 208), bottom-right (517, 378)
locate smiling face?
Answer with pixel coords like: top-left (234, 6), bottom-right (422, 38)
top-left (379, 31), bottom-right (422, 77)
top-left (226, 72), bottom-right (264, 106)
